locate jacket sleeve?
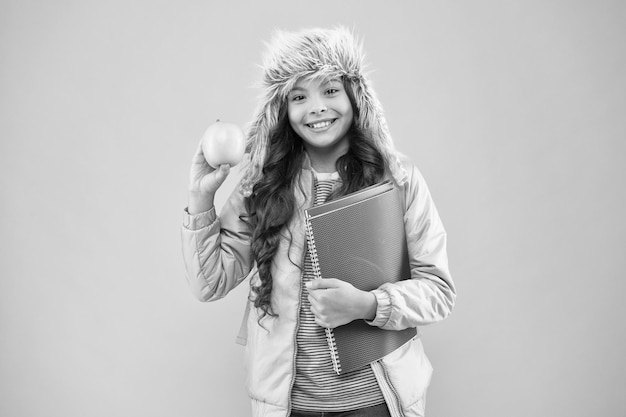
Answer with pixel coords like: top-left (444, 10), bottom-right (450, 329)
top-left (181, 188), bottom-right (253, 302)
top-left (369, 162), bottom-right (456, 330)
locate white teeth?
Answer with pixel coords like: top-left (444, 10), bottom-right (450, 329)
top-left (308, 120), bottom-right (333, 129)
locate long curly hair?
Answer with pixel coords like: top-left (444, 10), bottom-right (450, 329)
top-left (244, 78), bottom-right (387, 320)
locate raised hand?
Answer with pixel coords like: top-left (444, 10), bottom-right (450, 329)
top-left (187, 140), bottom-right (231, 214)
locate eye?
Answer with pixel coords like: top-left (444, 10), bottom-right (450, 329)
top-left (325, 88), bottom-right (340, 95)
top-left (291, 94), bottom-right (305, 102)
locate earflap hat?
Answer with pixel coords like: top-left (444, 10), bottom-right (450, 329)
top-left (240, 26), bottom-right (408, 196)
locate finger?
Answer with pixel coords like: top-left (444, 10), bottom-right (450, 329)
top-left (194, 138), bottom-right (204, 156)
top-left (308, 288), bottom-right (330, 308)
top-left (307, 293), bottom-right (321, 309)
top-left (189, 141), bottom-right (215, 187)
top-left (307, 278), bottom-right (342, 291)
top-left (214, 164), bottom-right (231, 184)
top-left (200, 164), bottom-right (230, 191)
top-left (192, 139), bottom-right (209, 165)
top-left (310, 309), bottom-right (326, 327)
top-left (308, 302), bottom-right (323, 325)
top-left (314, 317), bottom-right (328, 328)
top-left (315, 317), bottom-right (333, 329)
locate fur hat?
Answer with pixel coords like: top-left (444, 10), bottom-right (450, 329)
top-left (239, 26), bottom-right (408, 196)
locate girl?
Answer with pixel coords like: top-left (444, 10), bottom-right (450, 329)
top-left (182, 27), bottom-right (455, 417)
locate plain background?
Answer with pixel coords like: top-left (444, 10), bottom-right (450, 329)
top-left (1, 1), bottom-right (625, 416)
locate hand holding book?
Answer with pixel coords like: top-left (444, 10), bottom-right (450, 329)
top-left (306, 278), bottom-right (377, 328)
top-left (304, 181), bottom-right (418, 375)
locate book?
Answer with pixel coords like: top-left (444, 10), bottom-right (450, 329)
top-left (304, 180), bottom-right (417, 375)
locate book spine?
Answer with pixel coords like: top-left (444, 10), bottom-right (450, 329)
top-left (304, 211), bottom-right (342, 375)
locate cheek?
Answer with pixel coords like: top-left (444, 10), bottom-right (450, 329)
top-left (287, 117), bottom-right (300, 135)
top-left (287, 104), bottom-right (301, 129)
top-left (343, 103), bottom-right (355, 126)
top-left (339, 95), bottom-right (354, 122)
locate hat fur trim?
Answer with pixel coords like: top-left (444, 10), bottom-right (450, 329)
top-left (240, 26), bottom-right (407, 195)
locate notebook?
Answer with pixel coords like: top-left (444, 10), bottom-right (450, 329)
top-left (304, 180), bottom-right (417, 375)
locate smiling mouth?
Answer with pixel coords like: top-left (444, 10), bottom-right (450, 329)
top-left (306, 119), bottom-right (336, 129)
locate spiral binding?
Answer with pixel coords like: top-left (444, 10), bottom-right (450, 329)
top-left (304, 213), bottom-right (322, 282)
top-left (325, 327), bottom-right (341, 374)
top-left (304, 212), bottom-right (342, 375)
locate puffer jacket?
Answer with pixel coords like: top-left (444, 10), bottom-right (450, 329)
top-left (181, 156), bottom-right (456, 417)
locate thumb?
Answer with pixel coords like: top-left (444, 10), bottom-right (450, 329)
top-left (213, 164), bottom-right (230, 190)
top-left (200, 164), bottom-right (231, 194)
top-left (307, 278), bottom-right (342, 291)
top-left (214, 164), bottom-right (231, 184)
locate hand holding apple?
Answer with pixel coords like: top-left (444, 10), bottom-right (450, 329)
top-left (201, 120), bottom-right (246, 169)
top-left (187, 120), bottom-right (246, 214)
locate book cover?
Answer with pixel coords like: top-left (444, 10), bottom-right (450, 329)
top-left (304, 181), bottom-right (417, 375)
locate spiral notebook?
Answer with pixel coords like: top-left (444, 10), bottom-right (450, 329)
top-left (304, 181), bottom-right (417, 375)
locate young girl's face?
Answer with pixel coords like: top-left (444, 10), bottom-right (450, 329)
top-left (287, 77), bottom-right (354, 161)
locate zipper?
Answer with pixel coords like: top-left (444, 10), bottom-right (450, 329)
top-left (373, 361), bottom-right (405, 417)
top-left (286, 269), bottom-right (304, 416)
top-left (287, 172), bottom-right (315, 415)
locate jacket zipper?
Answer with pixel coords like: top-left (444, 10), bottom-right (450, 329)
top-left (286, 172), bottom-right (315, 415)
top-left (376, 361), bottom-right (405, 417)
top-left (286, 269), bottom-right (304, 416)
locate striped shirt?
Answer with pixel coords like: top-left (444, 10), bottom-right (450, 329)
top-left (291, 172), bottom-right (385, 412)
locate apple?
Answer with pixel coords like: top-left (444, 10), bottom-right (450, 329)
top-left (201, 120), bottom-right (246, 169)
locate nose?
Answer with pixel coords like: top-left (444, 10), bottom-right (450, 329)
top-left (309, 95), bottom-right (327, 114)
